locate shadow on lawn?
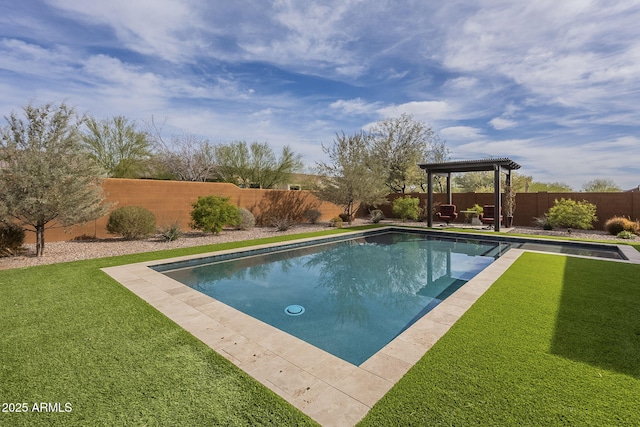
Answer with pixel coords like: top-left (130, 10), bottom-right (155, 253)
top-left (550, 257), bottom-right (640, 378)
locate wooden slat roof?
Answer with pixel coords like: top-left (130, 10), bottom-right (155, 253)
top-left (418, 158), bottom-right (521, 173)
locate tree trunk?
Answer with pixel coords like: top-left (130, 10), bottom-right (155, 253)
top-left (35, 223), bottom-right (45, 257)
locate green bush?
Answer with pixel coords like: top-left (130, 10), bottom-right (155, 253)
top-left (468, 204), bottom-right (484, 215)
top-left (106, 206), bottom-right (157, 240)
top-left (392, 196), bottom-right (422, 222)
top-left (190, 195), bottom-right (240, 234)
top-left (236, 208), bottom-right (256, 230)
top-left (617, 230), bottom-right (636, 240)
top-left (370, 209), bottom-right (384, 223)
top-left (159, 221), bottom-right (182, 242)
top-left (604, 216), bottom-right (636, 235)
top-left (546, 198), bottom-right (597, 230)
top-left (0, 222), bottom-right (25, 256)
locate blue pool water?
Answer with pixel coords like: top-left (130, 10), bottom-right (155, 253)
top-left (157, 231), bottom-right (510, 365)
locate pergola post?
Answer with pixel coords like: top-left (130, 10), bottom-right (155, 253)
top-left (446, 173), bottom-right (452, 204)
top-left (427, 170), bottom-right (433, 227)
top-left (494, 165), bottom-right (501, 232)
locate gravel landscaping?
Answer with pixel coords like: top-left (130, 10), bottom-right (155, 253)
top-left (0, 220), bottom-right (627, 270)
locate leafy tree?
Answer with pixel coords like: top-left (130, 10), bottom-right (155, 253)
top-left (453, 171), bottom-right (495, 193)
top-left (0, 103), bottom-right (109, 256)
top-left (315, 131), bottom-right (388, 220)
top-left (82, 116), bottom-right (152, 178)
top-left (582, 178), bottom-right (621, 192)
top-left (370, 114), bottom-right (448, 193)
top-left (453, 171), bottom-right (532, 193)
top-left (527, 181), bottom-right (574, 192)
top-left (190, 195), bottom-right (240, 234)
top-left (214, 141), bottom-right (303, 189)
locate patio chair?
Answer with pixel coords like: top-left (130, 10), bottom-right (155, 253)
top-left (436, 204), bottom-right (458, 225)
top-left (479, 205), bottom-right (502, 228)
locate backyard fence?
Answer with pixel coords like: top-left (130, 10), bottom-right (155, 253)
top-left (381, 191), bottom-right (640, 229)
top-left (20, 178), bottom-right (640, 244)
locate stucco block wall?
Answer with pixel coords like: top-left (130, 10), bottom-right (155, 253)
top-left (17, 179), bottom-right (640, 243)
top-left (26, 179), bottom-right (342, 244)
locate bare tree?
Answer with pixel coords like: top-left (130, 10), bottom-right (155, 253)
top-left (0, 103), bottom-right (109, 256)
top-left (147, 118), bottom-right (217, 182)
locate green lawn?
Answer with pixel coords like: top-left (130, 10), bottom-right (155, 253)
top-left (1, 228), bottom-right (639, 426)
top-left (359, 252), bottom-right (640, 426)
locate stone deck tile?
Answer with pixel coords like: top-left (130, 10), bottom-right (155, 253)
top-left (100, 229), bottom-right (529, 427)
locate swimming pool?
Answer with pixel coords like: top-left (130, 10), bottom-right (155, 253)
top-left (155, 230), bottom-right (510, 365)
top-left (103, 227), bottom-right (637, 425)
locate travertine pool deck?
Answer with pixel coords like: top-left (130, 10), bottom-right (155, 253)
top-left (101, 228), bottom-right (639, 426)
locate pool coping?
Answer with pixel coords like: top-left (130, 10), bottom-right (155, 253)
top-left (101, 227), bottom-right (639, 427)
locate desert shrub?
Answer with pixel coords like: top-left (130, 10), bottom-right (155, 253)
top-left (392, 196), bottom-right (422, 222)
top-left (532, 215), bottom-right (553, 230)
top-left (190, 195), bottom-right (240, 234)
top-left (159, 221), bottom-right (182, 241)
top-left (106, 206), bottom-right (157, 240)
top-left (272, 217), bottom-right (294, 231)
top-left (302, 208), bottom-right (322, 224)
top-left (370, 209), bottom-right (384, 223)
top-left (236, 208), bottom-right (256, 230)
top-left (254, 191), bottom-right (320, 226)
top-left (604, 216), bottom-right (636, 235)
top-left (546, 198), bottom-right (597, 230)
top-left (338, 213), bottom-right (354, 224)
top-left (0, 222), bottom-right (25, 257)
top-left (329, 217), bottom-right (343, 228)
top-left (72, 234), bottom-right (97, 241)
top-left (617, 230), bottom-right (636, 240)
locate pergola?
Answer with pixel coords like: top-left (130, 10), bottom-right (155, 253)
top-left (418, 158), bottom-right (521, 231)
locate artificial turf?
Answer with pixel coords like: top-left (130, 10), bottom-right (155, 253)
top-left (359, 252), bottom-right (640, 426)
top-left (0, 229), bottom-right (371, 426)
top-left (2, 227), bottom-right (639, 426)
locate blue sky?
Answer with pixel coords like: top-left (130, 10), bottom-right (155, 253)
top-left (1, 0), bottom-right (639, 189)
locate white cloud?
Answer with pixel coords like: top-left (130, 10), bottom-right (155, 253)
top-left (239, 0), bottom-right (362, 75)
top-left (444, 77), bottom-right (478, 89)
top-left (330, 98), bottom-right (379, 115)
top-left (46, 0), bottom-right (202, 62)
top-left (0, 38), bottom-right (76, 77)
top-left (376, 101), bottom-right (454, 122)
top-left (489, 117), bottom-right (517, 130)
top-left (440, 126), bottom-right (484, 140)
top-left (442, 0), bottom-right (640, 122)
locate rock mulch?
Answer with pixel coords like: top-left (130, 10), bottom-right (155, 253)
top-left (0, 221), bottom-right (627, 270)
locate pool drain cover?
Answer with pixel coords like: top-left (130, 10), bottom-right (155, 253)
top-left (285, 304), bottom-right (305, 316)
